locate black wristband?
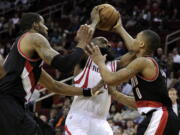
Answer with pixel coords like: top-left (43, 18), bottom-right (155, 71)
top-left (83, 88), bottom-right (92, 97)
top-left (51, 47), bottom-right (85, 73)
top-left (74, 47), bottom-right (84, 54)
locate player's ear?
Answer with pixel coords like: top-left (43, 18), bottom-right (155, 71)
top-left (139, 40), bottom-right (145, 48)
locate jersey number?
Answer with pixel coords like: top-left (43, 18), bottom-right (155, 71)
top-left (131, 77), bottom-right (142, 99)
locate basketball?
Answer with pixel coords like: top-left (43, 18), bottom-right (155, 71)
top-left (92, 4), bottom-right (120, 31)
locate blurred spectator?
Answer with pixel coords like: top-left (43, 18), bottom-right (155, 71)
top-left (11, 14), bottom-right (20, 25)
top-left (0, 17), bottom-right (5, 30)
top-left (48, 108), bottom-right (58, 127)
top-left (0, 1), bottom-right (11, 10)
top-left (15, 0), bottom-right (29, 5)
top-left (168, 88), bottom-right (180, 115)
top-left (36, 114), bottom-right (55, 135)
top-left (141, 6), bottom-right (151, 21)
top-left (171, 8), bottom-right (179, 20)
top-left (156, 47), bottom-right (163, 60)
top-left (123, 120), bottom-right (136, 135)
top-left (173, 48), bottom-right (180, 64)
top-left (40, 114), bottom-right (48, 123)
top-left (167, 52), bottom-right (174, 77)
top-left (172, 48), bottom-right (180, 78)
top-left (114, 127), bottom-right (123, 135)
top-left (0, 0), bottom-right (179, 134)
top-left (168, 88), bottom-right (180, 134)
top-left (113, 41), bottom-right (126, 58)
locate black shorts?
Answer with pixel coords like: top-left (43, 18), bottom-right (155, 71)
top-left (0, 95), bottom-right (42, 135)
top-left (137, 108), bottom-right (179, 135)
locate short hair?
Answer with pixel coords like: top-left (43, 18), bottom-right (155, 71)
top-left (142, 30), bottom-right (161, 53)
top-left (20, 12), bottom-right (41, 32)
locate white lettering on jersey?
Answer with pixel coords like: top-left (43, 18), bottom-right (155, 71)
top-left (131, 76), bottom-right (142, 99)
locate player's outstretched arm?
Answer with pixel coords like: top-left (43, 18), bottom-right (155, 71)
top-left (86, 45), bottom-right (146, 85)
top-left (38, 69), bottom-right (103, 96)
top-left (90, 7), bottom-right (135, 51)
top-left (30, 25), bottom-right (93, 73)
top-left (99, 58), bottom-right (145, 85)
top-left (113, 16), bottom-right (135, 51)
top-left (108, 86), bottom-right (136, 109)
top-left (90, 6), bottom-right (100, 29)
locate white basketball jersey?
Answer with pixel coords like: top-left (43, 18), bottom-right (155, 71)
top-left (68, 57), bottom-right (117, 119)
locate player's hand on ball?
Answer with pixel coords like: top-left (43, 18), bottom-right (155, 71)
top-left (111, 14), bottom-right (123, 33)
top-left (85, 43), bottom-right (106, 65)
top-left (91, 4), bottom-right (120, 31)
top-left (91, 6), bottom-right (100, 28)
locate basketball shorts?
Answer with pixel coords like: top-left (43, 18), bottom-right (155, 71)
top-left (137, 108), bottom-right (179, 135)
top-left (0, 95), bottom-right (43, 135)
top-left (65, 113), bottom-right (113, 135)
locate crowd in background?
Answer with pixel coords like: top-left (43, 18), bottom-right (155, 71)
top-left (0, 0), bottom-right (179, 135)
top-left (0, 0), bottom-right (180, 57)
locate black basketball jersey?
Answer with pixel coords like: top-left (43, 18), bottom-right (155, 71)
top-left (130, 57), bottom-right (172, 114)
top-left (0, 33), bottom-right (43, 104)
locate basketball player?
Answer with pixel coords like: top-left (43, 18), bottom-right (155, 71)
top-left (0, 13), bottom-right (101, 135)
top-left (65, 10), bottom-right (136, 135)
top-left (65, 37), bottom-right (117, 135)
top-left (86, 12), bottom-right (179, 135)
top-left (65, 33), bottom-right (136, 135)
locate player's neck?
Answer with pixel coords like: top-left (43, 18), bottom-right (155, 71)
top-left (28, 29), bottom-right (38, 33)
top-left (172, 100), bottom-right (177, 105)
top-left (136, 50), bottom-right (153, 57)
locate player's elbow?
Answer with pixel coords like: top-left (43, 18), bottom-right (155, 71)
top-left (45, 80), bottom-right (60, 94)
top-left (46, 83), bottom-right (56, 93)
top-left (51, 81), bottom-right (67, 95)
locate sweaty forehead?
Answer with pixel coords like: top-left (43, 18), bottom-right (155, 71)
top-left (92, 37), bottom-right (109, 48)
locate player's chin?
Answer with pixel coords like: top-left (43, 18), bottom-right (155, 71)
top-left (41, 31), bottom-right (48, 37)
top-left (45, 30), bottom-right (48, 36)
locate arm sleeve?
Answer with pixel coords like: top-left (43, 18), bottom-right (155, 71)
top-left (51, 47), bottom-right (85, 73)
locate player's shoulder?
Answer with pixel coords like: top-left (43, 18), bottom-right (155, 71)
top-left (28, 32), bottom-right (46, 43)
top-left (132, 57), bottom-right (148, 64)
top-left (135, 57), bottom-right (159, 70)
top-left (129, 57), bottom-right (153, 69)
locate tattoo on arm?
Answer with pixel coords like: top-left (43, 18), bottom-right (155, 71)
top-left (31, 33), bottom-right (58, 64)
